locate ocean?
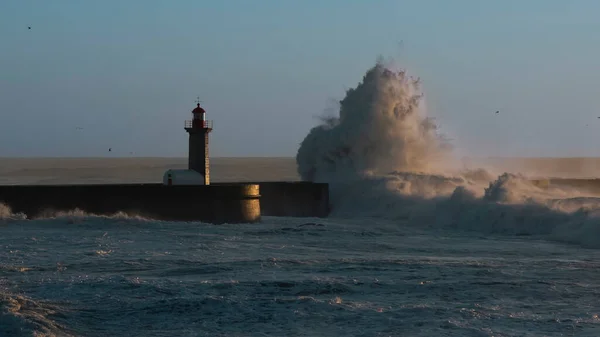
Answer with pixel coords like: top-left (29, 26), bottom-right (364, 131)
top-left (5, 62), bottom-right (600, 337)
top-left (1, 157), bottom-right (600, 337)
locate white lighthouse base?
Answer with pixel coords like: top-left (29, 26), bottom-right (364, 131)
top-left (163, 169), bottom-right (206, 186)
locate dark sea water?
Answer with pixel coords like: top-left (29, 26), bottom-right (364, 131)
top-left (2, 214), bottom-right (600, 337)
top-left (2, 158), bottom-right (600, 336)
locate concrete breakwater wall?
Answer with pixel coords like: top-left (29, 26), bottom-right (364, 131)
top-left (242, 182), bottom-right (330, 218)
top-left (530, 178), bottom-right (600, 194)
top-left (0, 182), bottom-right (330, 223)
top-left (0, 183), bottom-right (261, 224)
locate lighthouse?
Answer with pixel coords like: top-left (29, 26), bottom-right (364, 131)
top-left (185, 101), bottom-right (213, 185)
top-left (163, 100), bottom-right (213, 186)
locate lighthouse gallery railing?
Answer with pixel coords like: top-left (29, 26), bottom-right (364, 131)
top-left (184, 120), bottom-right (213, 129)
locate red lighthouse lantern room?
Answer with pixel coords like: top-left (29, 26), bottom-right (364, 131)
top-left (192, 103), bottom-right (207, 129)
top-left (184, 100), bottom-right (213, 130)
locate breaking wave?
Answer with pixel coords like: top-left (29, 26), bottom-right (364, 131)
top-left (296, 59), bottom-right (600, 248)
top-left (0, 292), bottom-right (73, 337)
top-left (0, 203), bottom-right (149, 222)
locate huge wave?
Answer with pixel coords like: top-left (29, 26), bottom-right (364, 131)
top-left (296, 59), bottom-right (600, 248)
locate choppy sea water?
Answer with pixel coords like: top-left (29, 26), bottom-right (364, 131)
top-left (2, 214), bottom-right (600, 337)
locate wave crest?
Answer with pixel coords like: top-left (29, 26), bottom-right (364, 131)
top-left (297, 61), bottom-right (453, 183)
top-left (0, 203), bottom-right (149, 222)
top-left (296, 58), bottom-right (600, 248)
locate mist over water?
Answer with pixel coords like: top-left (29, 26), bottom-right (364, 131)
top-left (296, 59), bottom-right (600, 249)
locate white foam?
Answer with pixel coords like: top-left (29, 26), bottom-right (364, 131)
top-left (0, 203), bottom-right (148, 222)
top-left (296, 59), bottom-right (600, 249)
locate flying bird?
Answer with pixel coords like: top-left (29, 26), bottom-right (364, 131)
top-left (108, 148), bottom-right (112, 152)
top-left (495, 111), bottom-right (499, 114)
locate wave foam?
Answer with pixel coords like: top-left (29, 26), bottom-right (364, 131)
top-left (0, 203), bottom-right (149, 222)
top-left (296, 59), bottom-right (600, 248)
top-left (0, 292), bottom-right (73, 337)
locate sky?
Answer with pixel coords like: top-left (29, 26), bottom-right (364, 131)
top-left (1, 0), bottom-right (600, 158)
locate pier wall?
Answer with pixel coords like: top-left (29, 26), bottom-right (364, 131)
top-left (0, 181), bottom-right (330, 223)
top-left (243, 182), bottom-right (330, 218)
top-left (530, 178), bottom-right (600, 194)
top-left (0, 184), bottom-right (261, 224)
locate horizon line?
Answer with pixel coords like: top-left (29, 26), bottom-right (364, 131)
top-left (3, 155), bottom-right (600, 160)
top-left (0, 156), bottom-right (297, 159)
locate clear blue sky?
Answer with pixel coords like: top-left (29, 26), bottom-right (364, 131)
top-left (1, 0), bottom-right (600, 157)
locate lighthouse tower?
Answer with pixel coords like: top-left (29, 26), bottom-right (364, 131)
top-left (184, 101), bottom-right (213, 185)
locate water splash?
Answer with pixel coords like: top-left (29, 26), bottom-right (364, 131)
top-left (0, 202), bottom-right (149, 222)
top-left (297, 60), bottom-right (453, 183)
top-left (296, 58), bottom-right (600, 248)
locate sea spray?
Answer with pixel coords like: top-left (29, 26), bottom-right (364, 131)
top-left (0, 203), bottom-right (13, 219)
top-left (296, 59), bottom-right (490, 208)
top-left (0, 203), bottom-right (27, 221)
top-left (296, 58), bottom-right (600, 248)
top-left (296, 61), bottom-right (453, 183)
top-left (0, 202), bottom-right (148, 222)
